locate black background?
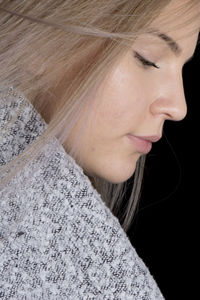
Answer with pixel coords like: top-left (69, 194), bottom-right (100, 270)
top-left (127, 43), bottom-right (200, 299)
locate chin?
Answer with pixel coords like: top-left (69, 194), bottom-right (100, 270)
top-left (85, 154), bottom-right (138, 184)
top-left (102, 163), bottom-right (137, 184)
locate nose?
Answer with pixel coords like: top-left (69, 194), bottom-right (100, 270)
top-left (150, 72), bottom-right (187, 122)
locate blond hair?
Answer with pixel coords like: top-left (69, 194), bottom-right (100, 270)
top-left (0, 0), bottom-right (199, 232)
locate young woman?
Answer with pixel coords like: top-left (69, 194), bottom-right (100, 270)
top-left (0, 0), bottom-right (199, 299)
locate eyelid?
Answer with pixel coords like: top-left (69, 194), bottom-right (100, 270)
top-left (134, 51), bottom-right (160, 69)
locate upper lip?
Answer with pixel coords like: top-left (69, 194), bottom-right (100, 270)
top-left (129, 134), bottom-right (162, 143)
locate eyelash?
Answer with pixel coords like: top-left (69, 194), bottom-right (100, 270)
top-left (134, 51), bottom-right (159, 69)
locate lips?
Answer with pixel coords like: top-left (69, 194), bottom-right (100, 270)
top-left (127, 134), bottom-right (162, 154)
top-left (133, 135), bottom-right (162, 143)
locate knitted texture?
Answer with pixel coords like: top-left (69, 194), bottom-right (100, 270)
top-left (0, 86), bottom-right (165, 299)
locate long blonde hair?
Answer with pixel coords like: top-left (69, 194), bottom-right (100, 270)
top-left (0, 0), bottom-right (199, 232)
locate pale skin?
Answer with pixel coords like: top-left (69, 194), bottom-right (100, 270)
top-left (65, 0), bottom-right (200, 184)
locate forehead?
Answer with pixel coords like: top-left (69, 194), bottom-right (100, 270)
top-left (134, 0), bottom-right (200, 56)
top-left (148, 0), bottom-right (200, 39)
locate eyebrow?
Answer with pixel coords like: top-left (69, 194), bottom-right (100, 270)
top-left (148, 29), bottom-right (182, 56)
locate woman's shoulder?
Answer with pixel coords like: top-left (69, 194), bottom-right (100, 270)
top-left (0, 139), bottom-right (164, 299)
top-left (0, 86), bottom-right (164, 299)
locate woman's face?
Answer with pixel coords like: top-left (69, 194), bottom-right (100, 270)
top-left (68, 0), bottom-right (200, 184)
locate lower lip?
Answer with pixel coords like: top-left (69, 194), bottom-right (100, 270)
top-left (127, 134), bottom-right (152, 154)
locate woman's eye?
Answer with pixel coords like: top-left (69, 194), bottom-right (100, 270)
top-left (134, 51), bottom-right (159, 69)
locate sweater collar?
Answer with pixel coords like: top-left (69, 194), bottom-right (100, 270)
top-left (0, 85), bottom-right (95, 192)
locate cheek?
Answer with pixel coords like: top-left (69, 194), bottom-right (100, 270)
top-left (93, 70), bottom-right (134, 130)
top-left (90, 53), bottom-right (150, 136)
top-left (94, 86), bottom-right (143, 135)
top-left (101, 99), bottom-right (128, 122)
top-left (94, 95), bottom-right (131, 137)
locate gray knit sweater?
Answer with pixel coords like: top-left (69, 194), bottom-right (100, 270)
top-left (0, 86), bottom-right (165, 299)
